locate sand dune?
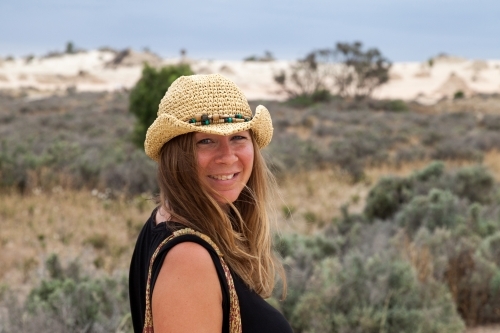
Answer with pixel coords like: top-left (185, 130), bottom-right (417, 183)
top-left (1, 50), bottom-right (500, 104)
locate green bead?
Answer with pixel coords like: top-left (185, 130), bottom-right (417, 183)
top-left (227, 117), bottom-right (233, 123)
top-left (203, 119), bottom-right (210, 125)
top-left (189, 118), bottom-right (196, 123)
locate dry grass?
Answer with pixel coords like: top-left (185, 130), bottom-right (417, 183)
top-left (277, 167), bottom-right (367, 233)
top-left (364, 150), bottom-right (500, 180)
top-left (276, 150), bottom-right (500, 234)
top-left (0, 188), bottom-right (156, 292)
top-left (3, 152), bottom-right (500, 298)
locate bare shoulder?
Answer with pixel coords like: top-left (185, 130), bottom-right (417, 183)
top-left (163, 241), bottom-right (215, 270)
top-left (152, 241), bottom-right (223, 333)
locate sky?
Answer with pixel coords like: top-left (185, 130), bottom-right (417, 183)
top-left (0, 0), bottom-right (499, 62)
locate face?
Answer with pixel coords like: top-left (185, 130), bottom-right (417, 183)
top-left (194, 130), bottom-right (254, 204)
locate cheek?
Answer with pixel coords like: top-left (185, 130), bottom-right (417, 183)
top-left (241, 147), bottom-right (255, 175)
top-left (195, 152), bottom-right (209, 176)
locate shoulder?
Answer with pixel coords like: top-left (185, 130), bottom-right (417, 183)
top-left (152, 241), bottom-right (223, 332)
top-left (154, 240), bottom-right (222, 296)
top-left (163, 241), bottom-right (215, 271)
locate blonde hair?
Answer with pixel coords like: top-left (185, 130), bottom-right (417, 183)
top-left (157, 131), bottom-right (285, 298)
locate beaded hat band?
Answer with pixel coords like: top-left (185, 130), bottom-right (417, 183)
top-left (144, 74), bottom-right (273, 162)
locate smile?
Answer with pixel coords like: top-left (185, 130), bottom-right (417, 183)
top-left (208, 173), bottom-right (237, 181)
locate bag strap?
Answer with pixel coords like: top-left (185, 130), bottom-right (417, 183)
top-left (142, 228), bottom-right (242, 333)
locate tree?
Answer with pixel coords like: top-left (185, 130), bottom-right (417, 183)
top-left (274, 41), bottom-right (391, 103)
top-left (273, 52), bottom-right (331, 106)
top-left (65, 41), bottom-right (75, 54)
top-left (129, 64), bottom-right (193, 147)
top-left (332, 41), bottom-right (391, 98)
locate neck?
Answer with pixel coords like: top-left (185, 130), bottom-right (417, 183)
top-left (155, 205), bottom-right (172, 225)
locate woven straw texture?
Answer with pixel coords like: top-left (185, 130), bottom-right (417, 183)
top-left (144, 74), bottom-right (273, 162)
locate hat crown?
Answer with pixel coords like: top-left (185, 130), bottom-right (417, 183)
top-left (158, 74), bottom-right (252, 122)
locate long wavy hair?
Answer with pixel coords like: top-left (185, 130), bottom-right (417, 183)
top-left (157, 131), bottom-right (286, 298)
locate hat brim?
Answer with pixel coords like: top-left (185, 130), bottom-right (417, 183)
top-left (145, 105), bottom-right (273, 162)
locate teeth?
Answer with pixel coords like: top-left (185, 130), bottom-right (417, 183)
top-left (209, 174), bottom-right (235, 180)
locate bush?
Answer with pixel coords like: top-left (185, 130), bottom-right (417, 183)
top-left (385, 99), bottom-right (409, 112)
top-left (451, 165), bottom-right (494, 204)
top-left (412, 228), bottom-right (500, 326)
top-left (364, 176), bottom-right (413, 220)
top-left (395, 189), bottom-right (466, 237)
top-left (454, 90), bottom-right (465, 99)
top-left (1, 254), bottom-right (132, 333)
top-left (290, 252), bottom-right (464, 333)
top-left (369, 99), bottom-right (409, 112)
top-left (274, 232), bottom-right (344, 320)
top-left (364, 162), bottom-right (496, 221)
top-left (129, 64), bottom-right (193, 147)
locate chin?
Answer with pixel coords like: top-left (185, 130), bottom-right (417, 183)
top-left (214, 191), bottom-right (241, 205)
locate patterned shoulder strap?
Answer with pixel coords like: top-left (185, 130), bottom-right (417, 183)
top-left (142, 228), bottom-right (242, 333)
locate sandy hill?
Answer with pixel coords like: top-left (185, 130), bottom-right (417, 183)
top-left (1, 50), bottom-right (500, 104)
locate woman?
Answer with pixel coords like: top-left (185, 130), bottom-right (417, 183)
top-left (129, 74), bottom-right (292, 333)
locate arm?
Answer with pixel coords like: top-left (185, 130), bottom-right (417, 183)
top-left (152, 242), bottom-right (223, 333)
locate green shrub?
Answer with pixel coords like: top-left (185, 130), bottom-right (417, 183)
top-left (364, 176), bottom-right (413, 220)
top-left (395, 189), bottom-right (466, 237)
top-left (454, 90), bottom-right (465, 99)
top-left (412, 161), bottom-right (445, 182)
top-left (1, 254), bottom-right (132, 333)
top-left (386, 99), bottom-right (409, 112)
top-left (364, 162), bottom-right (496, 222)
top-left (370, 99), bottom-right (409, 112)
top-left (274, 233), bottom-right (344, 319)
top-left (478, 232), bottom-right (500, 267)
top-left (129, 64), bottom-right (193, 147)
top-left (286, 89), bottom-right (331, 107)
top-left (451, 165), bottom-right (494, 204)
top-left (291, 253), bottom-right (464, 333)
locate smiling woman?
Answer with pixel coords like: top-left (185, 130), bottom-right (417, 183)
top-left (129, 74), bottom-right (292, 333)
top-left (195, 131), bottom-right (254, 204)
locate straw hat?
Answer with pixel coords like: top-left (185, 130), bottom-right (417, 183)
top-left (144, 74), bottom-right (273, 162)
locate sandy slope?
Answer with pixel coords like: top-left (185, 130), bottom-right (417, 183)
top-left (1, 50), bottom-right (500, 104)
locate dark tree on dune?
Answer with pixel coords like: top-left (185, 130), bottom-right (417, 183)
top-left (274, 41), bottom-right (391, 104)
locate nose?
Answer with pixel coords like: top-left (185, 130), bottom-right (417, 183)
top-left (214, 139), bottom-right (238, 165)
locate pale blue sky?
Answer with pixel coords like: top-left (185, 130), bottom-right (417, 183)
top-left (1, 0), bottom-right (499, 61)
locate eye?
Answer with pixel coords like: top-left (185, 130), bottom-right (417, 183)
top-left (231, 135), bottom-right (249, 141)
top-left (197, 138), bottom-right (213, 145)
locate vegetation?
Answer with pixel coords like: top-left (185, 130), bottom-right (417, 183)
top-left (454, 90), bottom-right (465, 99)
top-left (274, 52), bottom-right (332, 106)
top-left (2, 91), bottom-right (500, 193)
top-left (332, 41), bottom-right (391, 98)
top-left (243, 51), bottom-right (275, 62)
top-left (1, 254), bottom-right (132, 333)
top-left (274, 41), bottom-right (391, 105)
top-left (3, 87), bottom-right (500, 331)
top-left (270, 161), bottom-right (500, 332)
top-left (65, 41), bottom-right (75, 54)
top-left (129, 64), bottom-right (193, 147)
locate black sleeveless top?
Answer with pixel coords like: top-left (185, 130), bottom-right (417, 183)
top-left (129, 209), bottom-right (292, 333)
